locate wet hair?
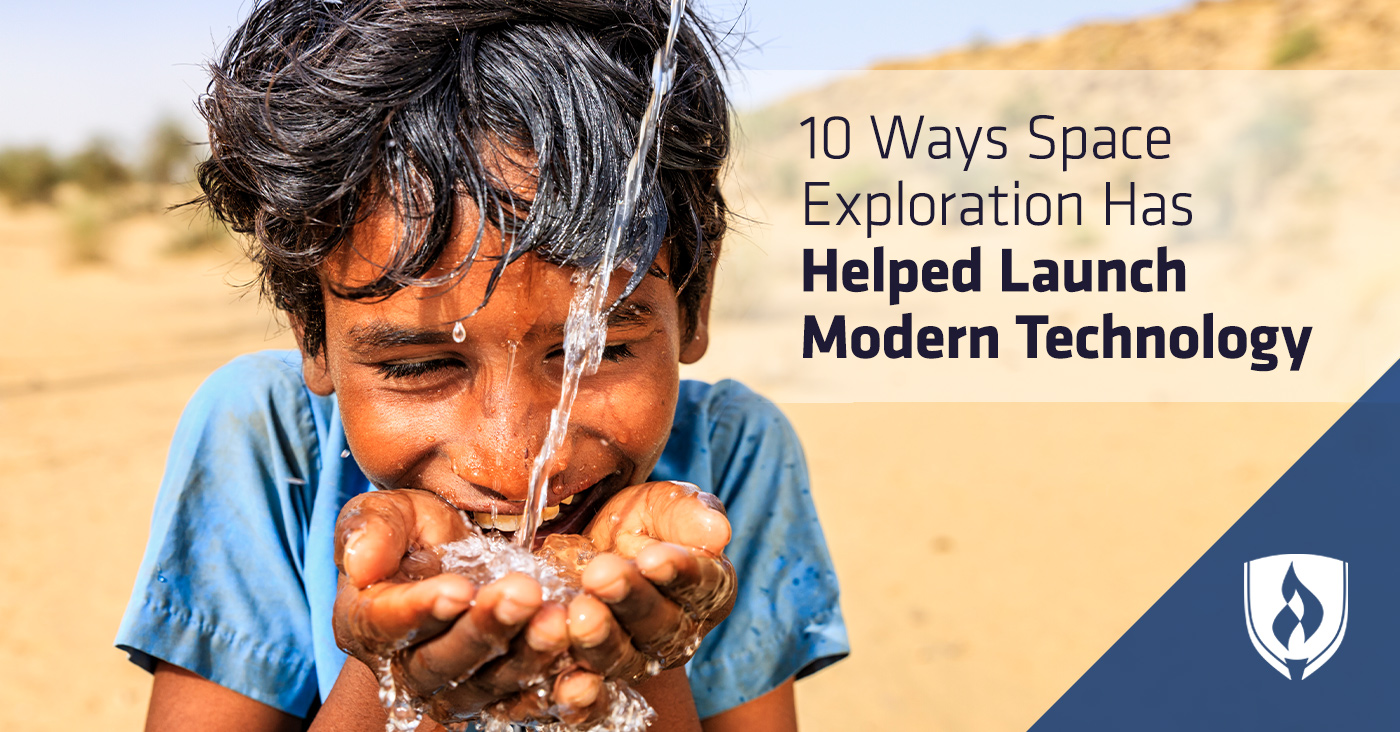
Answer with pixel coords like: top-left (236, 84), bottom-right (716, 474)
top-left (196, 0), bottom-right (730, 355)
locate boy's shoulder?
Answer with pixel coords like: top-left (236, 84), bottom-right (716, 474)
top-left (178, 350), bottom-right (330, 453)
top-left (663, 379), bottom-right (804, 500)
top-left (677, 378), bottom-right (791, 432)
top-left (190, 349), bottom-right (308, 412)
top-left (201, 349), bottom-right (306, 394)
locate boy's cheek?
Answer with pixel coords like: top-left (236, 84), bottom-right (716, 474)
top-left (335, 390), bottom-right (437, 483)
top-left (592, 373), bottom-right (680, 481)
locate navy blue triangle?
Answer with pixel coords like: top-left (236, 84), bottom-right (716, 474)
top-left (1030, 359), bottom-right (1400, 730)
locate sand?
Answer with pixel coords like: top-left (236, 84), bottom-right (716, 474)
top-left (0, 196), bottom-right (1347, 730)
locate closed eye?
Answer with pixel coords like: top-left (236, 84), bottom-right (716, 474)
top-left (602, 343), bottom-right (635, 362)
top-left (375, 358), bottom-right (464, 379)
top-left (544, 343), bottom-right (636, 363)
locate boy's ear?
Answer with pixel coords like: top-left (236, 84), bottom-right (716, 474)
top-left (679, 260), bottom-right (716, 365)
top-left (291, 316), bottom-right (336, 396)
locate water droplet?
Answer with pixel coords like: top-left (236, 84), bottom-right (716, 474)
top-left (156, 574), bottom-right (167, 583)
top-left (451, 320), bottom-right (466, 343)
top-left (341, 449), bottom-right (351, 459)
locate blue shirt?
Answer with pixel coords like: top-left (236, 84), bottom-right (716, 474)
top-left (116, 350), bottom-right (847, 719)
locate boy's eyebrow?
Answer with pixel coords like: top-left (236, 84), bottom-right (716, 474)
top-left (346, 304), bottom-right (655, 350)
top-left (347, 322), bottom-right (453, 350)
top-left (544, 302), bottom-right (655, 337)
top-left (608, 302), bottom-right (654, 328)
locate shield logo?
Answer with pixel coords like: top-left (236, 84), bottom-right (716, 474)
top-left (1243, 554), bottom-right (1348, 680)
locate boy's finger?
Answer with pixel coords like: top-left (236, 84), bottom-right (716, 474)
top-left (335, 490), bottom-right (468, 586)
top-left (398, 573), bottom-right (542, 692)
top-left (580, 553), bottom-right (689, 661)
top-left (470, 602), bottom-right (569, 697)
top-left (337, 573), bottom-right (476, 653)
top-left (478, 687), bottom-right (554, 724)
top-left (566, 594), bottom-right (651, 682)
top-left (552, 670), bottom-right (611, 726)
top-left (336, 494), bottom-right (413, 585)
top-left (645, 482), bottom-right (731, 555)
top-left (636, 542), bottom-right (736, 623)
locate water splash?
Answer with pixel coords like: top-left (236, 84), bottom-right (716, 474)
top-left (440, 530), bottom-right (583, 603)
top-left (371, 531), bottom-right (663, 732)
top-left (378, 659), bottom-right (425, 732)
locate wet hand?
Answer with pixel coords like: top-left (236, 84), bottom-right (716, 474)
top-left (331, 489), bottom-right (577, 724)
top-left (566, 481), bottom-right (736, 699)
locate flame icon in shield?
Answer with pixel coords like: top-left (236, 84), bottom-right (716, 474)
top-left (1244, 554), bottom-right (1348, 680)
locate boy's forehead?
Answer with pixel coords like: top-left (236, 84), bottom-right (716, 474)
top-left (322, 198), bottom-right (512, 290)
top-left (323, 142), bottom-right (540, 289)
top-left (319, 199), bottom-right (675, 339)
top-left (322, 183), bottom-right (673, 298)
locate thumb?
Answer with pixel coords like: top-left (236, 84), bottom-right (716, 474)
top-left (645, 482), bottom-right (731, 555)
top-left (335, 489), bottom-right (469, 587)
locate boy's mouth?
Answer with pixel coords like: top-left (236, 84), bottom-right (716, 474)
top-left (468, 471), bottom-right (627, 542)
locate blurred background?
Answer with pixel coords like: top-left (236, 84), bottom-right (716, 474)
top-left (4, 0), bottom-right (1398, 730)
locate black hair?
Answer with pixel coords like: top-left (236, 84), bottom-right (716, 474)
top-left (197, 0), bottom-right (730, 355)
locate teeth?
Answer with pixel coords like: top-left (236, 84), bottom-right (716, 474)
top-left (472, 504), bottom-right (560, 532)
top-left (561, 494), bottom-right (574, 505)
top-left (492, 513), bottom-right (522, 532)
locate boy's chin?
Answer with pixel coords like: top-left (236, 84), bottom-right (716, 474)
top-left (469, 471), bottom-right (629, 547)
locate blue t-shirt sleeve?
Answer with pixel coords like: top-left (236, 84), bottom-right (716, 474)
top-left (666, 380), bottom-right (850, 719)
top-left (115, 352), bottom-right (322, 716)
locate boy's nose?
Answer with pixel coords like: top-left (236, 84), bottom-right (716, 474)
top-left (451, 382), bottom-right (569, 503)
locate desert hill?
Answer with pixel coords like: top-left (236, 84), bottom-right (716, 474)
top-left (876, 0), bottom-right (1400, 70)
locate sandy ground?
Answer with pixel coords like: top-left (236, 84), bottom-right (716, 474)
top-left (0, 200), bottom-right (1348, 730)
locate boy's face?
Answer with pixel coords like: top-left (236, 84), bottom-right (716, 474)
top-left (301, 201), bottom-right (710, 538)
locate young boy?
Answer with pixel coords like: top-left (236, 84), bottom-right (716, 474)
top-left (115, 0), bottom-right (847, 729)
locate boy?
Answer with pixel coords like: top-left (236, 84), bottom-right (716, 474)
top-left (116, 0), bottom-right (847, 729)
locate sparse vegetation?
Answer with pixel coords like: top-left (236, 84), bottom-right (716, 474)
top-left (0, 121), bottom-right (211, 264)
top-left (0, 120), bottom-right (202, 205)
top-left (144, 117), bottom-right (198, 185)
top-left (1272, 26), bottom-right (1322, 67)
top-left (0, 147), bottom-right (62, 205)
top-left (65, 139), bottom-right (132, 195)
top-left (167, 207), bottom-right (233, 255)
